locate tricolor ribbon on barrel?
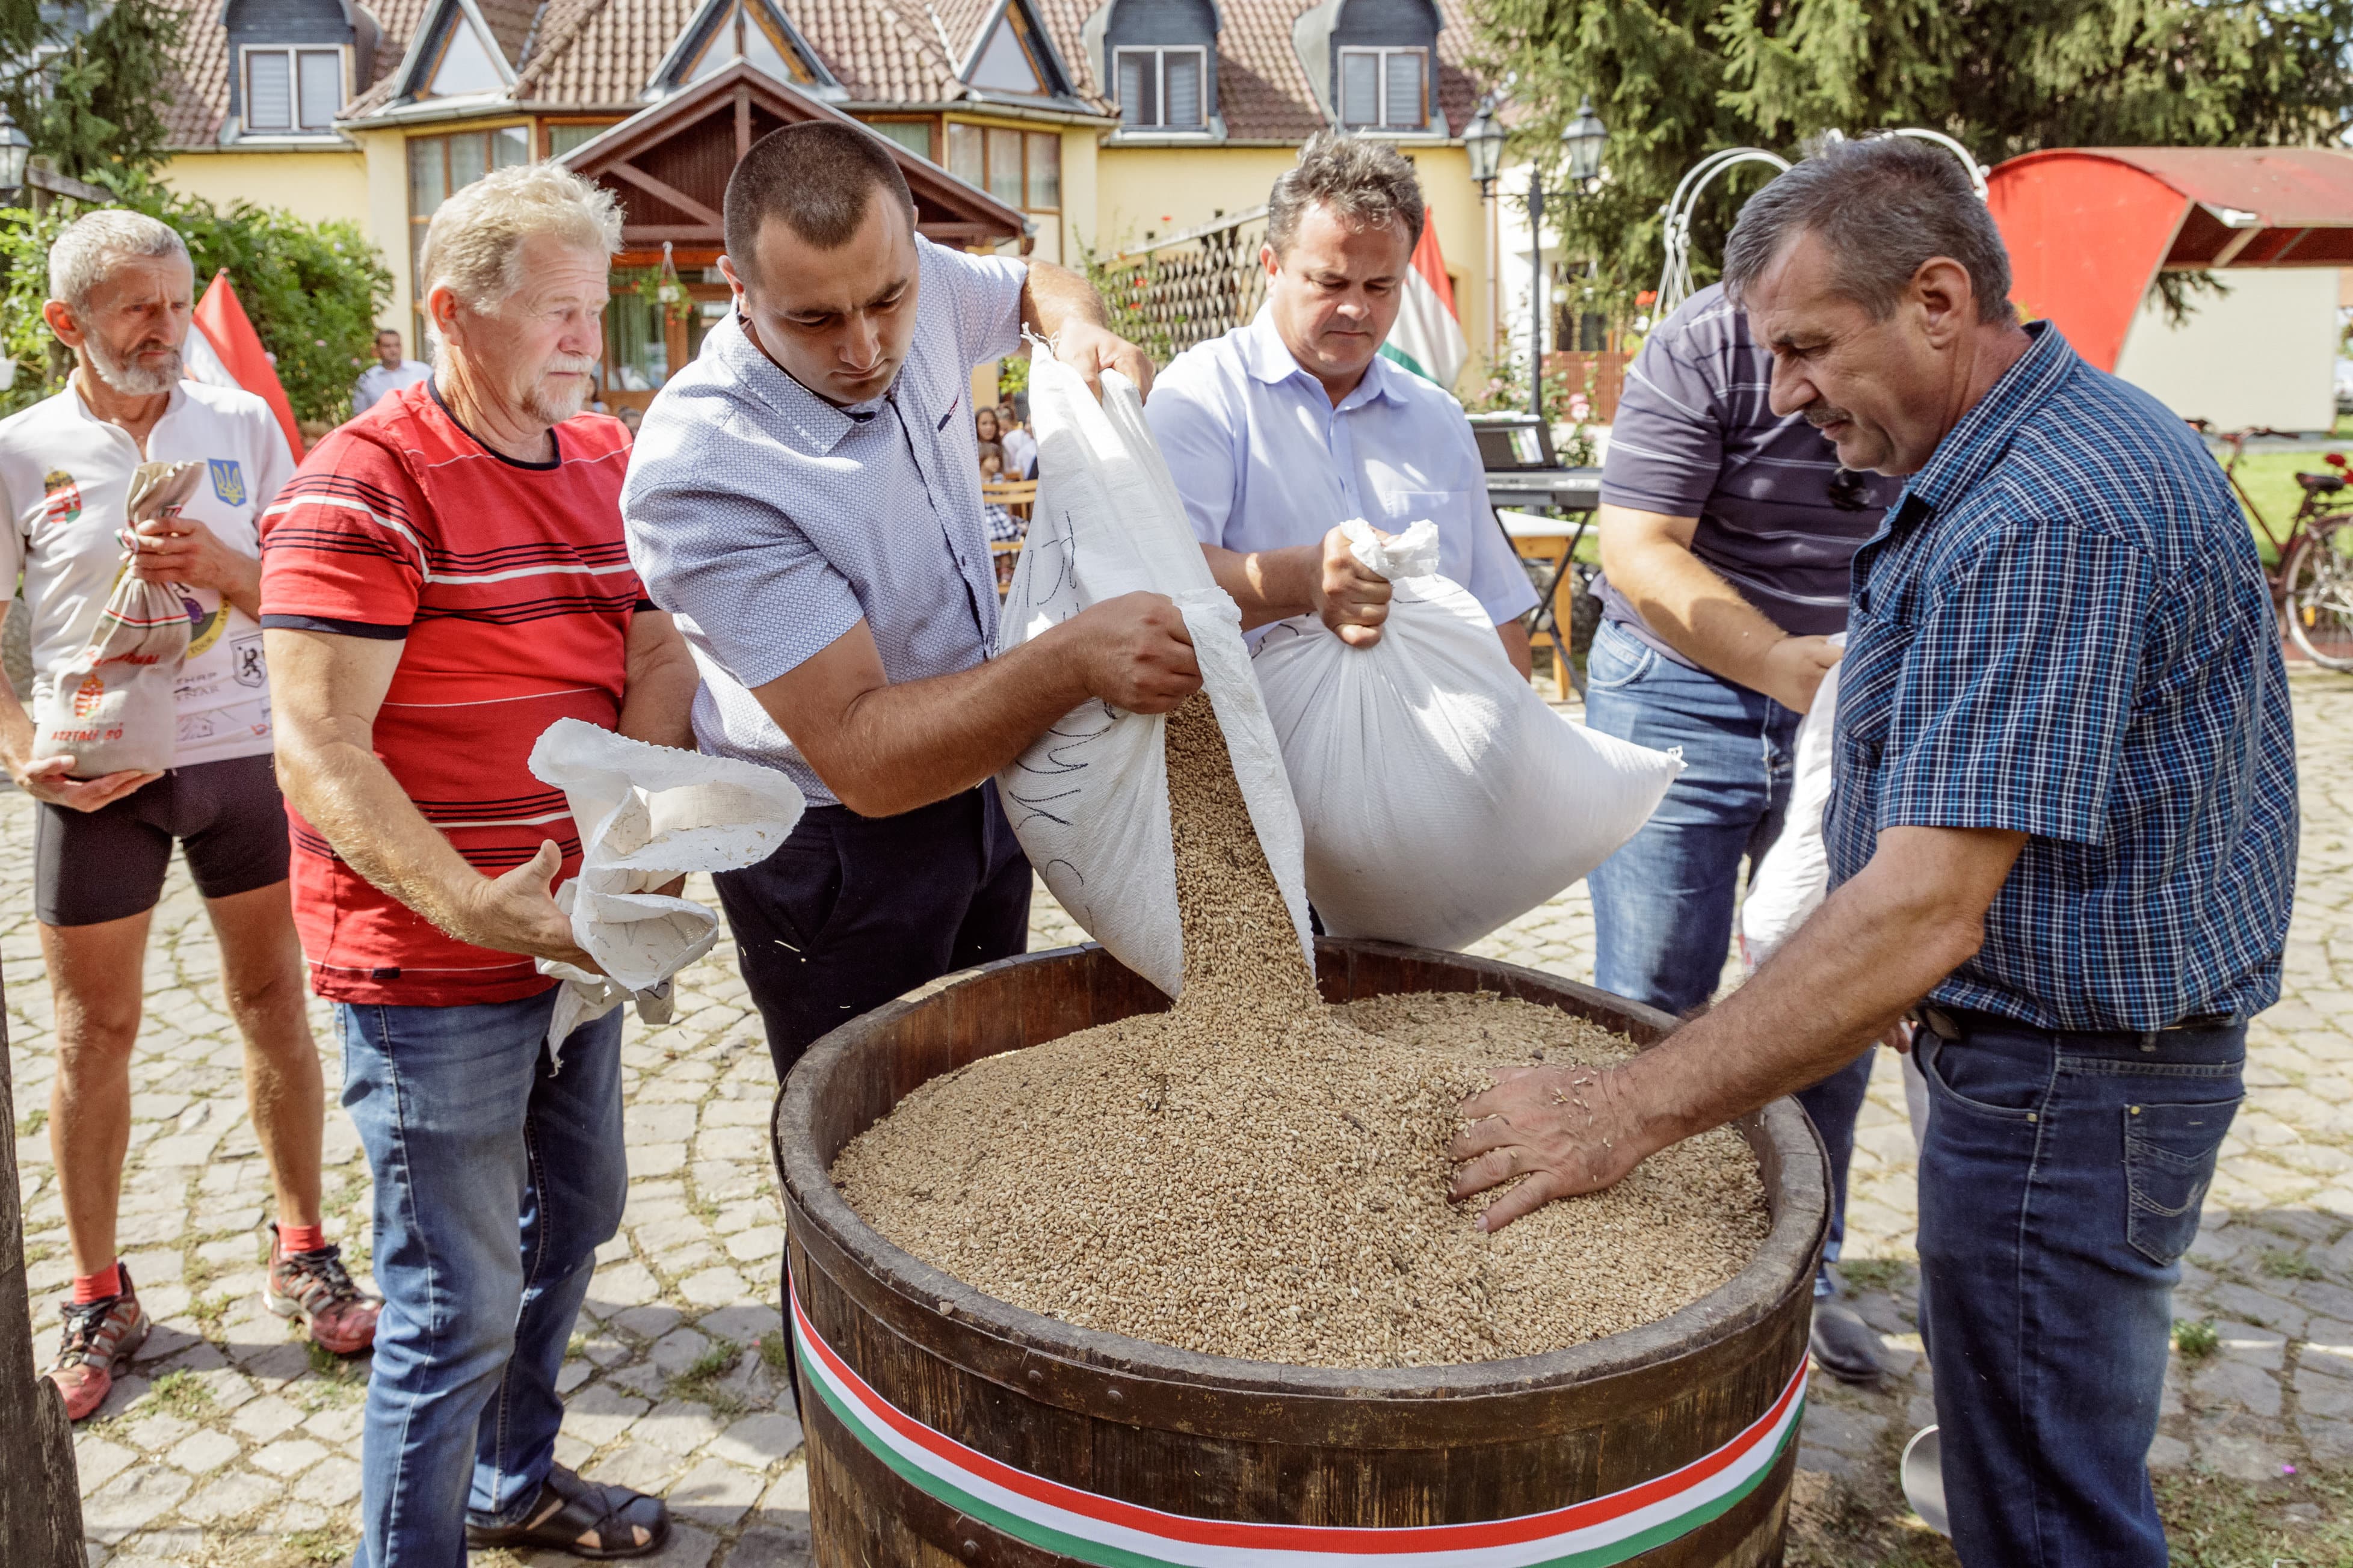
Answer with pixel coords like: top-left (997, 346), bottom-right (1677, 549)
top-left (789, 1276), bottom-right (1807, 1567)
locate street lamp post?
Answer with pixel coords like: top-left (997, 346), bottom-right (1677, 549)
top-left (1463, 98), bottom-right (1505, 361)
top-left (0, 105), bottom-right (31, 207)
top-left (1524, 94), bottom-right (1608, 423)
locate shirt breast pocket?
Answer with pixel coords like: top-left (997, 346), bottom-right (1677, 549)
top-left (1375, 488), bottom-right (1465, 528)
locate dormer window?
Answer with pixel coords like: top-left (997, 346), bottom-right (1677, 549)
top-left (1100, 0), bottom-right (1219, 134)
top-left (1115, 46), bottom-right (1204, 130)
top-left (1337, 45), bottom-right (1423, 129)
top-left (244, 45), bottom-right (344, 132)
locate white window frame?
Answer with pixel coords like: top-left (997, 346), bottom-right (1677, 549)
top-left (1336, 45), bottom-right (1426, 131)
top-left (1112, 44), bottom-right (1209, 132)
top-left (242, 44), bottom-right (345, 133)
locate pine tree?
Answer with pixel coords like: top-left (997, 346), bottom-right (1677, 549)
top-left (1472, 0), bottom-right (2353, 310)
top-left (1, 0), bottom-right (187, 182)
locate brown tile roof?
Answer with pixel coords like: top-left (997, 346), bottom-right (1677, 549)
top-left (165, 0), bottom-right (1483, 146)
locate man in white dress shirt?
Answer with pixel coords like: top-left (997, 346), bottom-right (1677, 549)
top-left (351, 327), bottom-right (430, 416)
top-left (1147, 134), bottom-right (1536, 671)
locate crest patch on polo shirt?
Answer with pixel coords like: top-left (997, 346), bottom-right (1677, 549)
top-left (42, 470), bottom-right (78, 523)
top-left (208, 458), bottom-right (245, 506)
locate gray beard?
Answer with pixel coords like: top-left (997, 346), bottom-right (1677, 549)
top-left (522, 377), bottom-right (590, 426)
top-left (87, 336), bottom-right (183, 398)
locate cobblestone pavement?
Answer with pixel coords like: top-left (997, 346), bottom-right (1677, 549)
top-left (7, 674), bottom-right (2351, 1566)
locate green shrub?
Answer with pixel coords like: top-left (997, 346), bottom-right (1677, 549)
top-left (0, 177), bottom-right (392, 428)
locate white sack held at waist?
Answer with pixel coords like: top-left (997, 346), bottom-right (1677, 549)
top-left (1250, 519), bottom-right (1683, 952)
top-left (32, 460), bottom-right (207, 778)
top-left (1738, 631), bottom-right (1845, 972)
top-left (996, 344), bottom-right (1313, 999)
top-left (528, 719), bottom-right (807, 1050)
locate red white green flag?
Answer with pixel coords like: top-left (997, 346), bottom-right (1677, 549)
top-left (1379, 214), bottom-right (1469, 392)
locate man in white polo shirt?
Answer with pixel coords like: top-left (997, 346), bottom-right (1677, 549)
top-left (0, 211), bottom-right (377, 1421)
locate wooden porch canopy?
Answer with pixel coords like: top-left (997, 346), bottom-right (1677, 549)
top-left (1988, 147), bottom-right (2353, 371)
top-left (557, 60), bottom-right (1030, 254)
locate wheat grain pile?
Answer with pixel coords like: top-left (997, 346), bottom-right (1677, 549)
top-left (833, 695), bottom-right (1767, 1367)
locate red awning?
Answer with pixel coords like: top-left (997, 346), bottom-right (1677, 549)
top-left (1987, 147), bottom-right (2353, 370)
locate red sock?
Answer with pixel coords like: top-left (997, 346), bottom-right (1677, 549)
top-left (277, 1223), bottom-right (327, 1255)
top-left (71, 1263), bottom-right (123, 1303)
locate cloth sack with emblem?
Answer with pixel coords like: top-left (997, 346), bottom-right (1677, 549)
top-left (996, 344), bottom-right (1313, 999)
top-left (32, 460), bottom-right (206, 777)
top-left (1248, 518), bottom-right (1684, 951)
top-left (527, 719), bottom-right (808, 1052)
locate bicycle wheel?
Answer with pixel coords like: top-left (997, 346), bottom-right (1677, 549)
top-left (2284, 527), bottom-right (2353, 671)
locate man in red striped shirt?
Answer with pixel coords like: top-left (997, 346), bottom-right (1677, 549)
top-left (263, 164), bottom-right (697, 1566)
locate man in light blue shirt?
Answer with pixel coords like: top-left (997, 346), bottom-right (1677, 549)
top-left (620, 123), bottom-right (1193, 1084)
top-left (1147, 135), bottom-right (1537, 671)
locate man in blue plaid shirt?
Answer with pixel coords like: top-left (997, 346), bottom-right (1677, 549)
top-left (1451, 138), bottom-right (2295, 1566)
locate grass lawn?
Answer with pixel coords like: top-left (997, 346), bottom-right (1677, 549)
top-left (2215, 448), bottom-right (2353, 566)
top-left (1789, 1453), bottom-right (2353, 1567)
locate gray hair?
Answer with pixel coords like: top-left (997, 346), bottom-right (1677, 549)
top-left (1267, 131), bottom-right (1425, 257)
top-left (49, 211), bottom-right (191, 315)
top-left (1723, 135), bottom-right (2012, 325)
top-left (419, 162), bottom-right (621, 344)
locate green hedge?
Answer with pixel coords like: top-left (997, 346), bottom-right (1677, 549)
top-left (0, 181), bottom-right (392, 428)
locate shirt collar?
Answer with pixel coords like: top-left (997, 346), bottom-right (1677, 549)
top-left (1241, 306), bottom-right (1410, 410)
top-left (1901, 321), bottom-right (2077, 516)
top-left (69, 373), bottom-right (186, 428)
top-left (712, 312), bottom-right (885, 457)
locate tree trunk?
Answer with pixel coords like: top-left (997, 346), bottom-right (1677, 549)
top-left (0, 968), bottom-right (86, 1566)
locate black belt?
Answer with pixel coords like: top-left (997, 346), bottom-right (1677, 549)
top-left (1912, 1003), bottom-right (2240, 1046)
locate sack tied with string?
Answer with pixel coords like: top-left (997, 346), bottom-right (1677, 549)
top-left (1250, 518), bottom-right (1685, 951)
top-left (32, 460), bottom-right (207, 777)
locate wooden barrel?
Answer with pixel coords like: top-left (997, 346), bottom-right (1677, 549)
top-left (774, 938), bottom-right (1828, 1568)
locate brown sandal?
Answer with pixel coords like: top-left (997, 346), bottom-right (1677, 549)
top-left (463, 1463), bottom-right (670, 1560)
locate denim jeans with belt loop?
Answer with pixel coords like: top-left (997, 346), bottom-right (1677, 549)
top-left (338, 992), bottom-right (629, 1568)
top-left (1914, 1008), bottom-right (2244, 1567)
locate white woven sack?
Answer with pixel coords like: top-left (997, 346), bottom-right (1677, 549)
top-left (997, 346), bottom-right (1313, 998)
top-left (1250, 519), bottom-right (1683, 951)
top-left (1738, 632), bottom-right (1845, 972)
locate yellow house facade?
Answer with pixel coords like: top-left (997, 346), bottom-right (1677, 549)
top-left (153, 0), bottom-right (1501, 399)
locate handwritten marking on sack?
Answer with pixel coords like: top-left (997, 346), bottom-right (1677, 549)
top-left (208, 458), bottom-right (245, 506)
top-left (42, 470), bottom-right (79, 523)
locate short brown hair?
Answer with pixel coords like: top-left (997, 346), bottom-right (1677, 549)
top-left (724, 122), bottom-right (914, 280)
top-left (1266, 131), bottom-right (1424, 256)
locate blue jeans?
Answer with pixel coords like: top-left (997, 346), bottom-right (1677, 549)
top-left (338, 992), bottom-right (628, 1568)
top-left (1583, 617), bottom-right (1874, 1293)
top-left (1916, 1013), bottom-right (2244, 1567)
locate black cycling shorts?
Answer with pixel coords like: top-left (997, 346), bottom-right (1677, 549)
top-left (34, 752), bottom-right (292, 927)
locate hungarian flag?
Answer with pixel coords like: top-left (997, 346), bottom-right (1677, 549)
top-left (1378, 214), bottom-right (1469, 392)
top-left (183, 272), bottom-right (304, 460)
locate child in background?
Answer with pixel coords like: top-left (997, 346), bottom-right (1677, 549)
top-left (979, 444), bottom-right (1023, 588)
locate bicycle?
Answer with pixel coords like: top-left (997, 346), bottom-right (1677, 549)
top-left (2200, 425), bottom-right (2353, 672)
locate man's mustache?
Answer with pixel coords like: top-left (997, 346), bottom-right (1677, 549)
top-left (1804, 404), bottom-right (1856, 429)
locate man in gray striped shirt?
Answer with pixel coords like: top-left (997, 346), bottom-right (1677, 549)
top-left (1585, 280), bottom-right (1898, 1382)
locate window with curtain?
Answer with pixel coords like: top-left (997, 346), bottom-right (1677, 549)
top-left (408, 128), bottom-right (532, 334)
top-left (985, 127), bottom-right (1023, 208)
top-left (244, 46), bottom-right (344, 132)
top-left (1114, 46), bottom-right (1206, 130)
top-left (1337, 46), bottom-right (1425, 129)
top-left (546, 122), bottom-right (613, 158)
top-left (868, 120), bottom-right (935, 162)
top-left (1025, 132), bottom-right (1059, 209)
top-left (946, 121), bottom-right (983, 188)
